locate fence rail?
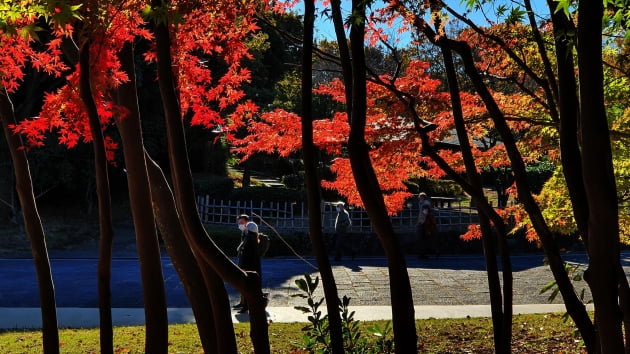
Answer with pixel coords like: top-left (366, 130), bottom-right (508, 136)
top-left (196, 196), bottom-right (480, 234)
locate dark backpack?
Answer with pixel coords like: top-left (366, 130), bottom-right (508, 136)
top-left (425, 212), bottom-right (438, 237)
top-left (257, 233), bottom-right (271, 257)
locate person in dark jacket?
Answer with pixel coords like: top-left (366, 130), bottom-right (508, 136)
top-left (333, 202), bottom-right (352, 261)
top-left (233, 214), bottom-right (262, 313)
top-left (415, 192), bottom-right (433, 258)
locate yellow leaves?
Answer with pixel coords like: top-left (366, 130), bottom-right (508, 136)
top-left (536, 168), bottom-right (577, 235)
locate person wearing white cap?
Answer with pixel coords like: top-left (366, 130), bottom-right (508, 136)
top-left (233, 214), bottom-right (262, 313)
top-left (333, 202), bottom-right (352, 261)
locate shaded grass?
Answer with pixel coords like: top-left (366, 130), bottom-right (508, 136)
top-left (0, 313), bottom-right (585, 353)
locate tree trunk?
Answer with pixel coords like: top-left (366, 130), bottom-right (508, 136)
top-left (0, 88), bottom-right (59, 353)
top-left (116, 40), bottom-right (231, 353)
top-left (577, 2), bottom-right (624, 352)
top-left (439, 37), bottom-right (512, 353)
top-left (545, 0), bottom-right (590, 247)
top-left (450, 37), bottom-right (597, 351)
top-left (150, 3), bottom-right (269, 352)
top-left (112, 41), bottom-right (169, 353)
top-left (330, 0), bottom-right (353, 114)
top-left (302, 1), bottom-right (344, 352)
top-left (145, 151), bottom-right (234, 353)
top-left (347, 2), bottom-right (417, 352)
top-left (78, 41), bottom-right (116, 354)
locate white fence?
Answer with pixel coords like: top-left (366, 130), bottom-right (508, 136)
top-left (196, 196), bottom-right (480, 233)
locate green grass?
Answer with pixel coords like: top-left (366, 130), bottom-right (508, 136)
top-left (0, 314), bottom-right (585, 353)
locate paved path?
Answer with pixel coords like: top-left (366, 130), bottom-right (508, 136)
top-left (0, 253), bottom-right (599, 308)
top-left (1, 252), bottom-right (626, 328)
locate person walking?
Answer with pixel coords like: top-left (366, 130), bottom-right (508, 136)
top-left (415, 192), bottom-right (433, 258)
top-left (333, 202), bottom-right (352, 261)
top-left (422, 203), bottom-right (440, 257)
top-left (233, 214), bottom-right (262, 313)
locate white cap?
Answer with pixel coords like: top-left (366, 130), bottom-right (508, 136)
top-left (246, 222), bottom-right (258, 233)
top-left (336, 201), bottom-right (345, 207)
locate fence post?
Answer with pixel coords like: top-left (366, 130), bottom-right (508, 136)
top-left (197, 196), bottom-right (203, 221)
top-left (203, 195), bottom-right (209, 223)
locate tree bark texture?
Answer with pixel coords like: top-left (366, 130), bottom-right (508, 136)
top-left (577, 1), bottom-right (624, 352)
top-left (302, 1), bottom-right (344, 352)
top-left (79, 41), bottom-right (116, 354)
top-left (150, 3), bottom-right (270, 352)
top-left (112, 41), bottom-right (169, 354)
top-left (0, 88), bottom-right (59, 354)
top-left (348, 2), bottom-right (417, 352)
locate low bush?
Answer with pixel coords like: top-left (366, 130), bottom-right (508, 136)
top-left (193, 176), bottom-right (235, 200)
top-left (205, 224), bottom-right (310, 258)
top-left (405, 178), bottom-right (465, 198)
top-left (229, 186), bottom-right (305, 203)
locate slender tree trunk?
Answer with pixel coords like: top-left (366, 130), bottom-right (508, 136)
top-left (439, 37), bottom-right (512, 353)
top-left (302, 1), bottom-right (344, 352)
top-left (78, 41), bottom-right (115, 354)
top-left (347, 2), bottom-right (417, 352)
top-left (449, 38), bottom-right (597, 351)
top-left (117, 48), bottom-right (234, 352)
top-left (618, 270), bottom-right (630, 353)
top-left (112, 41), bottom-right (169, 353)
top-left (0, 88), bottom-right (59, 353)
top-left (145, 151), bottom-right (235, 353)
top-left (577, 2), bottom-right (623, 352)
top-left (545, 0), bottom-right (590, 247)
top-left (150, 3), bottom-right (269, 352)
top-left (330, 0), bottom-right (353, 114)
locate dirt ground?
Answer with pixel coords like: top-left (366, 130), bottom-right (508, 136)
top-left (0, 200), bottom-right (137, 258)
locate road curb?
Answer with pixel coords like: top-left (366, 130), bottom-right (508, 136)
top-left (0, 304), bottom-right (594, 329)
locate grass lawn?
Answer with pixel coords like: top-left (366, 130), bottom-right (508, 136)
top-left (0, 313), bottom-right (586, 353)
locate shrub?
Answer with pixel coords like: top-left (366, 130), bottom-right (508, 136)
top-left (406, 178), bottom-right (464, 197)
top-left (526, 161), bottom-right (555, 194)
top-left (229, 186), bottom-right (305, 203)
top-left (292, 274), bottom-right (394, 353)
top-left (262, 231), bottom-right (310, 257)
top-left (205, 224), bottom-right (310, 258)
top-left (281, 172), bottom-right (304, 190)
top-left (205, 224), bottom-right (242, 257)
top-left (194, 176), bottom-right (235, 200)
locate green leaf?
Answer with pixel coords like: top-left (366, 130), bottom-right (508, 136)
top-left (496, 4), bottom-right (507, 17)
top-left (505, 7), bottom-right (526, 25)
top-left (294, 306), bottom-right (311, 313)
top-left (547, 288), bottom-right (560, 302)
top-left (539, 280), bottom-right (557, 294)
top-left (460, 0), bottom-right (481, 11)
top-left (552, 0), bottom-right (571, 18)
top-left (295, 278), bottom-right (308, 292)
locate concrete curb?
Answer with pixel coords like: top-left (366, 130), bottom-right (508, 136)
top-left (0, 304), bottom-right (594, 329)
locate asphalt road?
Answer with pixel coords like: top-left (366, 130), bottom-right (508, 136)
top-left (0, 252), bottom-right (613, 309)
